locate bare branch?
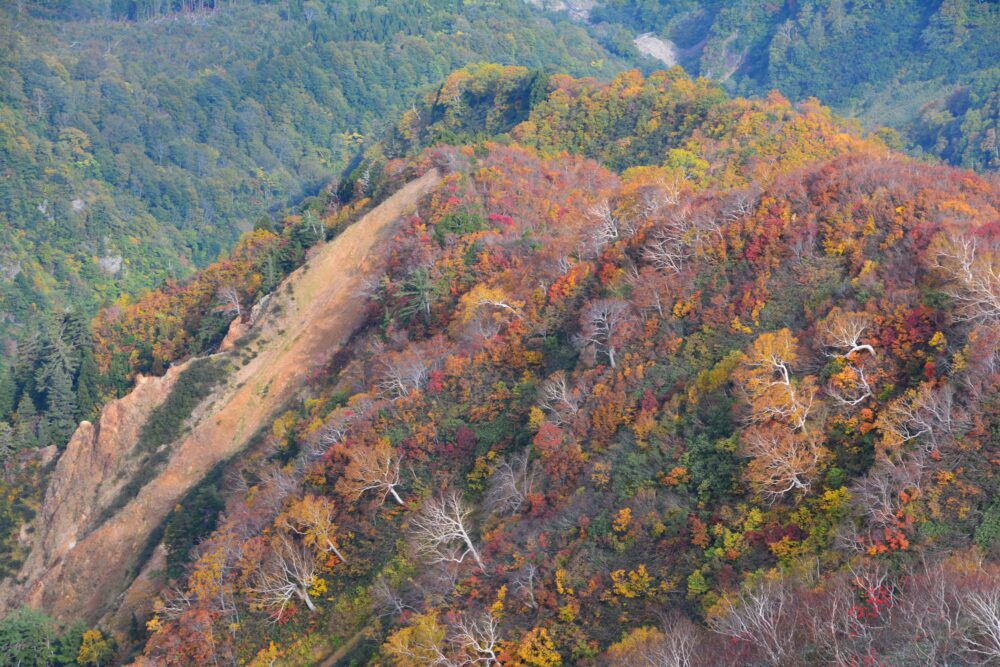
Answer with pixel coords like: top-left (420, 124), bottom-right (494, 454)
top-left (537, 370), bottom-right (581, 426)
top-left (484, 451), bottom-right (536, 515)
top-left (337, 439), bottom-right (405, 507)
top-left (819, 310), bottom-right (876, 358)
top-left (216, 285), bottom-right (242, 319)
top-left (377, 348), bottom-right (433, 399)
top-left (512, 563), bottom-right (537, 609)
top-left (742, 425), bottom-right (825, 502)
top-left (410, 491), bottom-right (485, 572)
top-left (708, 575), bottom-right (799, 667)
top-left (452, 612), bottom-right (501, 666)
top-left (250, 535), bottom-right (320, 618)
top-left (576, 298), bottom-right (631, 368)
top-left (934, 234), bottom-right (1000, 324)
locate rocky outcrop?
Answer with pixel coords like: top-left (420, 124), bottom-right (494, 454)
top-left (633, 33), bottom-right (678, 68)
top-left (217, 315), bottom-right (249, 353)
top-left (0, 170), bottom-right (441, 625)
top-left (218, 293), bottom-right (271, 353)
top-left (0, 365), bottom-right (187, 618)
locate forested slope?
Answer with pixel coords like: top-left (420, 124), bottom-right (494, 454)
top-left (1, 3), bottom-right (999, 661)
top-left (0, 0), bottom-right (626, 543)
top-left (586, 0), bottom-right (1000, 171)
top-left (25, 68), bottom-right (992, 665)
top-left (0, 0), bottom-right (625, 347)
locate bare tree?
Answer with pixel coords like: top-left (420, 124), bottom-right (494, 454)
top-left (155, 585), bottom-right (196, 622)
top-left (454, 286), bottom-right (527, 342)
top-left (337, 439), bottom-right (405, 506)
top-left (806, 563), bottom-right (897, 664)
top-left (736, 330), bottom-right (817, 432)
top-left (377, 348), bottom-right (432, 399)
top-left (643, 218), bottom-right (695, 274)
top-left (961, 577), bottom-right (1000, 663)
top-left (302, 407), bottom-right (360, 461)
top-left (383, 613), bottom-right (452, 667)
top-left (882, 556), bottom-right (1000, 664)
top-left (708, 575), bottom-right (799, 667)
top-left (577, 298), bottom-right (631, 368)
top-left (607, 614), bottom-right (700, 667)
top-left (654, 615), bottom-right (700, 667)
top-left (819, 309), bottom-right (876, 358)
top-left (634, 186), bottom-right (679, 223)
top-left (962, 324), bottom-right (1000, 398)
top-left (890, 560), bottom-right (964, 664)
top-left (276, 493), bottom-right (347, 563)
top-left (411, 491), bottom-right (485, 572)
top-left (474, 294), bottom-right (524, 321)
top-left (315, 409), bottom-right (353, 448)
top-left (250, 535), bottom-right (320, 617)
top-left (537, 371), bottom-right (581, 426)
top-left (828, 362), bottom-right (874, 407)
top-left (642, 208), bottom-right (721, 274)
top-left (721, 187), bottom-right (759, 223)
top-left (587, 200), bottom-right (624, 251)
top-left (216, 284), bottom-right (242, 319)
top-left (484, 451), bottom-right (536, 515)
top-left (878, 382), bottom-right (963, 456)
top-left (462, 308), bottom-right (503, 341)
top-left (452, 613), bottom-right (501, 666)
top-left (512, 563), bottom-right (538, 609)
top-left (806, 573), bottom-right (875, 666)
top-left (934, 234), bottom-right (1000, 324)
top-left (847, 561), bottom-right (897, 632)
top-left (849, 456), bottom-right (924, 531)
top-left (371, 575), bottom-right (413, 618)
top-left (254, 465), bottom-right (303, 516)
top-left (742, 425), bottom-right (825, 502)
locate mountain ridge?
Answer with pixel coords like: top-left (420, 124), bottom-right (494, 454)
top-left (0, 168), bottom-right (440, 629)
top-left (0, 29), bottom-right (999, 665)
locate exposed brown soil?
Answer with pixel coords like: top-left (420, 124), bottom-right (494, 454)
top-left (0, 170), bottom-right (440, 624)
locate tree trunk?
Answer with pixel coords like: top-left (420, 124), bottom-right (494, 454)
top-left (326, 539), bottom-right (347, 563)
top-left (297, 588), bottom-right (317, 612)
top-left (464, 536), bottom-right (485, 572)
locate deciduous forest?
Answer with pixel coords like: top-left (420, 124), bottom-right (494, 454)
top-left (1, 2), bottom-right (1000, 666)
top-left (591, 0), bottom-right (1000, 171)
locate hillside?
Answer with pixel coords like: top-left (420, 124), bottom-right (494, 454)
top-left (0, 0), bottom-right (998, 661)
top-left (578, 0), bottom-right (1000, 171)
top-left (0, 0), bottom-right (625, 349)
top-left (0, 68), bottom-right (988, 665)
top-left (0, 167), bottom-right (440, 645)
top-left (0, 0), bottom-right (628, 555)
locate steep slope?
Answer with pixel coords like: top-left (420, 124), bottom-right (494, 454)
top-left (1, 363), bottom-right (189, 609)
top-left (0, 170), bottom-right (439, 625)
top-left (126, 74), bottom-right (1000, 667)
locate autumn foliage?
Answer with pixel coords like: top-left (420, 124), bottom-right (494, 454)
top-left (137, 68), bottom-right (1000, 667)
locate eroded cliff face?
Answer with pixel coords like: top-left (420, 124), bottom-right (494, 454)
top-left (0, 171), bottom-right (441, 625)
top-left (0, 365), bottom-right (187, 618)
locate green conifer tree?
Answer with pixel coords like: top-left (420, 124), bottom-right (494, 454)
top-left (45, 365), bottom-right (78, 448)
top-left (12, 394), bottom-right (37, 451)
top-left (0, 365), bottom-right (16, 422)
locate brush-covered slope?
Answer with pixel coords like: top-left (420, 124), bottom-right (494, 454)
top-left (101, 70), bottom-right (1000, 666)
